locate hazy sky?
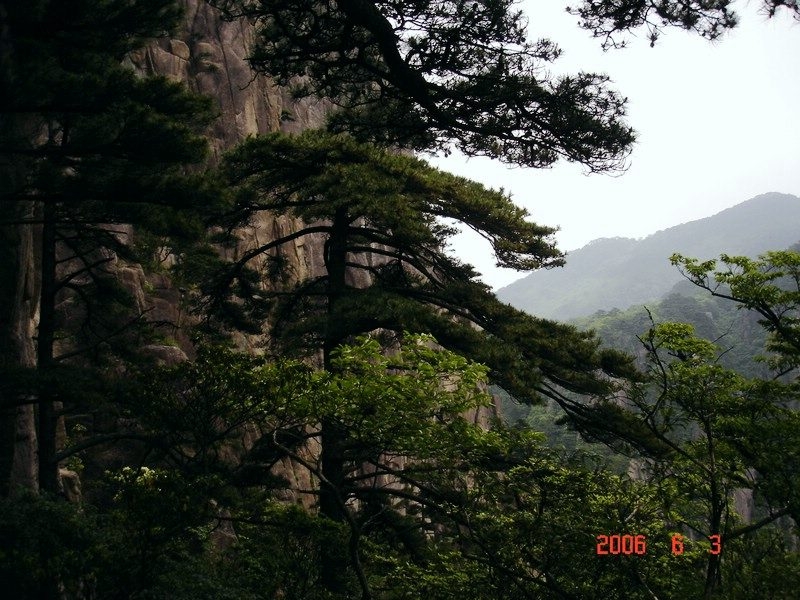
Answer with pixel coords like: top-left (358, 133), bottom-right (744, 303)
top-left (428, 1), bottom-right (800, 290)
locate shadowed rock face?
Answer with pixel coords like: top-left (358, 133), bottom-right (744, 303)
top-left (129, 0), bottom-right (313, 156)
top-left (120, 0), bottom-right (333, 356)
top-left (2, 0), bottom-right (328, 496)
top-left (126, 0), bottom-right (330, 505)
top-left (116, 0), bottom-right (402, 355)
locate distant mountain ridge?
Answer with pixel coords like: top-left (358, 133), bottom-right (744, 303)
top-left (496, 192), bottom-right (800, 320)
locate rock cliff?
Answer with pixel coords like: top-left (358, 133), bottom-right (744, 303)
top-left (2, 0), bottom-right (326, 497)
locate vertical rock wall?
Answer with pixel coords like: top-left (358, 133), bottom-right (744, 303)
top-left (133, 0), bottom-right (329, 504)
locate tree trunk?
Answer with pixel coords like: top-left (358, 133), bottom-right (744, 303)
top-left (5, 201), bottom-right (40, 495)
top-left (36, 198), bottom-right (59, 495)
top-left (319, 207), bottom-right (351, 592)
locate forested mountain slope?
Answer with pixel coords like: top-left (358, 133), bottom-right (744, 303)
top-left (497, 192), bottom-right (800, 320)
top-left (573, 280), bottom-right (772, 377)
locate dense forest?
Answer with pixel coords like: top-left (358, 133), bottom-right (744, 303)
top-left (1, 0), bottom-right (799, 598)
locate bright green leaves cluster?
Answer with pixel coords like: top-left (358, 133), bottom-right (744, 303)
top-left (641, 322), bottom-right (746, 434)
top-left (646, 321), bottom-right (718, 362)
top-left (637, 322), bottom-right (750, 483)
top-left (124, 331), bottom-right (664, 598)
top-left (135, 333), bottom-right (496, 478)
top-left (671, 250), bottom-right (800, 372)
top-left (671, 251), bottom-right (800, 310)
top-left (320, 335), bottom-right (491, 458)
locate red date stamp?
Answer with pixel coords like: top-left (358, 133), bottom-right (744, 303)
top-left (596, 534), bottom-right (647, 555)
top-left (596, 533), bottom-right (722, 555)
top-left (670, 533), bottom-right (722, 555)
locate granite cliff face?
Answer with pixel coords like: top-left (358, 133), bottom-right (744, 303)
top-left (131, 0), bottom-right (332, 506)
top-left (124, 0), bottom-right (321, 356)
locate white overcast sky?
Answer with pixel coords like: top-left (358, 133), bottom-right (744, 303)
top-left (428, 1), bottom-right (800, 290)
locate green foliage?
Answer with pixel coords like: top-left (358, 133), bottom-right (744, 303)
top-left (220, 504), bottom-right (354, 600)
top-left (0, 492), bottom-right (97, 599)
top-left (210, 0), bottom-right (634, 171)
top-left (0, 472), bottom-right (243, 600)
top-left (551, 249), bottom-right (800, 596)
top-left (1, 0), bottom-right (222, 493)
top-left (222, 130), bottom-right (563, 271)
top-left (121, 333), bottom-right (746, 598)
top-left (121, 335), bottom-right (642, 596)
top-left (569, 0), bottom-right (798, 48)
top-left (4, 0), bottom-right (799, 596)
top-left (672, 250), bottom-right (800, 373)
top-left (518, 248), bottom-right (800, 596)
top-left (133, 333), bottom-right (497, 485)
top-left (5, 319), bottom-right (798, 598)
top-left (604, 318), bottom-right (797, 595)
top-left (722, 528), bottom-right (800, 599)
top-left (211, 130), bottom-right (635, 425)
top-left (1, 0), bottom-right (218, 350)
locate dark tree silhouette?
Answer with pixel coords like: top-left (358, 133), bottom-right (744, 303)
top-left (209, 0), bottom-right (635, 171)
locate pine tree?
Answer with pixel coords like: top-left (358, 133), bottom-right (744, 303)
top-left (210, 130), bottom-right (639, 592)
top-left (0, 0), bottom-right (215, 497)
top-left (208, 0), bottom-right (635, 171)
top-left (569, 0), bottom-right (799, 48)
top-left (216, 131), bottom-right (634, 398)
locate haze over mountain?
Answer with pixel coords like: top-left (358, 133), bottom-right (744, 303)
top-left (496, 192), bottom-right (800, 320)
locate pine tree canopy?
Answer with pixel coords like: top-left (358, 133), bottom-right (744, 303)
top-left (223, 130), bottom-right (563, 271)
top-left (0, 0), bottom-right (219, 493)
top-left (569, 0), bottom-right (800, 49)
top-left (209, 0), bottom-right (635, 171)
top-left (214, 131), bottom-right (638, 417)
top-left (0, 0), bottom-right (216, 230)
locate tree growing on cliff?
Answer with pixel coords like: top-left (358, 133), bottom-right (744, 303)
top-left (209, 0), bottom-right (635, 171)
top-left (215, 131), bottom-right (635, 407)
top-left (210, 130), bottom-right (642, 592)
top-left (0, 0), bottom-right (216, 496)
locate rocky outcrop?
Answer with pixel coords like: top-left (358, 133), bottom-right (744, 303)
top-left (128, 1), bottom-right (284, 157)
